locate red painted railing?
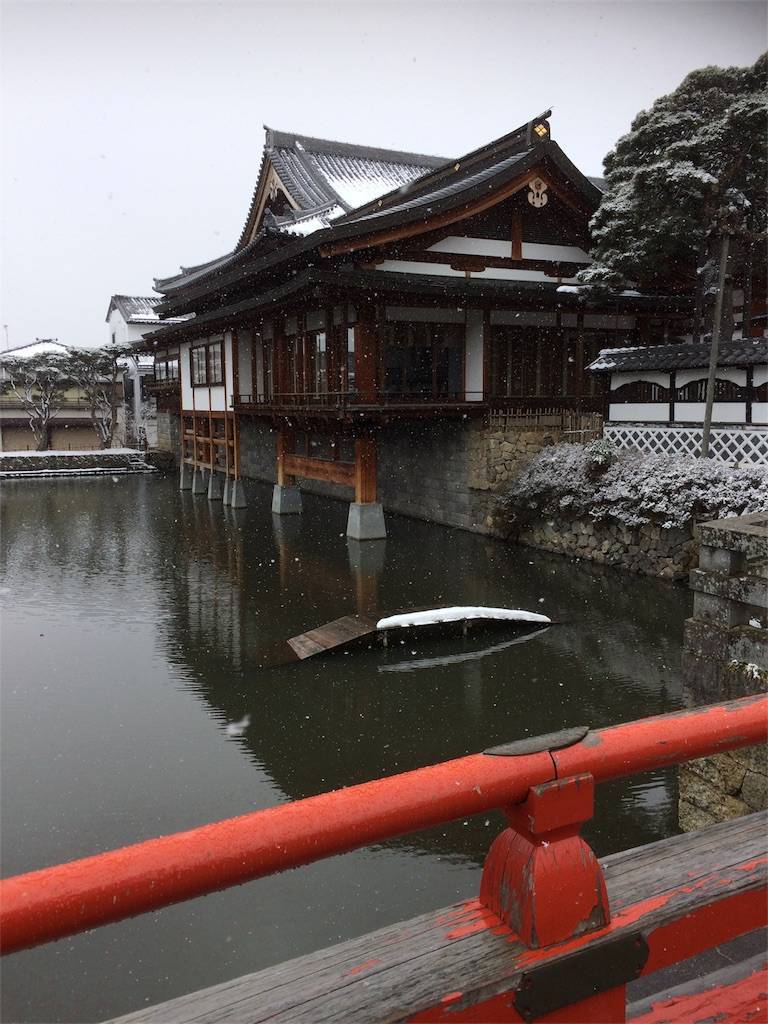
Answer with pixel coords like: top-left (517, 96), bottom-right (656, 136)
top-left (1, 695), bottom-right (766, 960)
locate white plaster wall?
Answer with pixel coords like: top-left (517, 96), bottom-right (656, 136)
top-left (611, 371), bottom-right (670, 390)
top-left (610, 403), bottom-right (670, 422)
top-left (375, 259), bottom-right (580, 285)
top-left (752, 403), bottom-right (767, 424)
top-left (209, 386), bottom-right (226, 412)
top-left (426, 236), bottom-right (591, 262)
top-left (464, 310), bottom-right (484, 401)
top-left (754, 365), bottom-right (768, 388)
top-left (180, 342), bottom-right (193, 410)
top-left (675, 403), bottom-right (746, 423)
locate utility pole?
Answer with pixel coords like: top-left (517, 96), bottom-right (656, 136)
top-left (700, 233), bottom-right (730, 459)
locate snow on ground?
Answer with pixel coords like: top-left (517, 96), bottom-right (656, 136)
top-left (0, 448), bottom-right (142, 457)
top-left (377, 607), bottom-right (551, 629)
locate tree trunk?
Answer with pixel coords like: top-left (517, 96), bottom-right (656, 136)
top-left (700, 233), bottom-right (730, 459)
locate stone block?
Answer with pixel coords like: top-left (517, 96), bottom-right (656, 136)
top-left (229, 479), bottom-right (247, 509)
top-left (741, 768), bottom-right (768, 810)
top-left (179, 462), bottom-right (192, 491)
top-left (207, 472), bottom-right (223, 502)
top-left (347, 502), bottom-right (387, 541)
top-left (272, 484), bottom-right (302, 515)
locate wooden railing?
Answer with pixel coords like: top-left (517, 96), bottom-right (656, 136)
top-left (1, 696), bottom-right (765, 1022)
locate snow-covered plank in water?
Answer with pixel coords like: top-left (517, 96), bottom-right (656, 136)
top-left (376, 606), bottom-right (551, 630)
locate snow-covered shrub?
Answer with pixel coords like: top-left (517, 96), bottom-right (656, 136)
top-left (500, 443), bottom-right (768, 531)
top-left (584, 438), bottom-right (617, 480)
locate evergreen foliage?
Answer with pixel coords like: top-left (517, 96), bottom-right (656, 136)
top-left (579, 54), bottom-right (767, 293)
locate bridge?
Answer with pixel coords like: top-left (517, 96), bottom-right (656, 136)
top-left (1, 695), bottom-right (766, 1022)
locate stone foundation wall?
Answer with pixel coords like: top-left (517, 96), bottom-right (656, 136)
top-left (517, 517), bottom-right (699, 580)
top-left (678, 513), bottom-right (768, 831)
top-left (155, 411), bottom-right (180, 459)
top-left (233, 416), bottom-right (564, 532)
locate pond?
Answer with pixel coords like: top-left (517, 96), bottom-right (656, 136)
top-left (1, 475), bottom-right (690, 1023)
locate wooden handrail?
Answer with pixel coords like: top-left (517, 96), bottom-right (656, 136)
top-left (0, 695), bottom-right (765, 956)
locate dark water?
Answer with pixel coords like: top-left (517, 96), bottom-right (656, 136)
top-left (1, 475), bottom-right (689, 1023)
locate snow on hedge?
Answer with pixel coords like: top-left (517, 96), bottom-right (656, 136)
top-left (500, 440), bottom-right (768, 530)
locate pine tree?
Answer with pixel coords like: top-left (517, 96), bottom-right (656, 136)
top-left (579, 54), bottom-right (767, 312)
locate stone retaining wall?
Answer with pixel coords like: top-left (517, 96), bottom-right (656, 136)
top-left (678, 513), bottom-right (768, 831)
top-left (516, 516), bottom-right (699, 580)
top-left (234, 417), bottom-right (567, 533)
top-left (0, 449), bottom-right (153, 476)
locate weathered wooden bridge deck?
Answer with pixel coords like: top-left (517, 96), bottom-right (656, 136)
top-left (109, 811), bottom-right (767, 1024)
top-left (286, 614), bottom-right (378, 660)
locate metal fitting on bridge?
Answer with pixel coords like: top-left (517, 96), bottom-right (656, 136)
top-left (480, 772), bottom-right (609, 948)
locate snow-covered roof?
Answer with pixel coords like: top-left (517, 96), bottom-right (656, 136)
top-left (106, 295), bottom-right (189, 325)
top-left (588, 340), bottom-right (768, 373)
top-left (0, 340), bottom-right (68, 360)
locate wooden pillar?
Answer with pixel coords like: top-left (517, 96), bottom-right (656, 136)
top-left (274, 324), bottom-right (287, 397)
top-left (276, 430), bottom-right (294, 487)
top-left (669, 370), bottom-right (677, 424)
top-left (510, 214), bottom-right (522, 260)
top-left (745, 366), bottom-right (753, 425)
top-left (575, 312), bottom-right (585, 398)
top-left (354, 438), bottom-right (377, 504)
top-left (355, 302), bottom-right (378, 404)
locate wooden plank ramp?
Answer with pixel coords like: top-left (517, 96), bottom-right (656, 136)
top-left (107, 811), bottom-right (768, 1024)
top-left (287, 615), bottom-right (379, 660)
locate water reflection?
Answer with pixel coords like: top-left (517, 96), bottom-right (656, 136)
top-left (1, 476), bottom-right (690, 1022)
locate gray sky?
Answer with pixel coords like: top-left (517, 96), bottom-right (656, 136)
top-left (1, 0), bottom-right (765, 348)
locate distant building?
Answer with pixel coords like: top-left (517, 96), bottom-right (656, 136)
top-left (106, 295), bottom-right (166, 447)
top-left (0, 340), bottom-right (101, 451)
top-left (588, 339), bottom-right (768, 464)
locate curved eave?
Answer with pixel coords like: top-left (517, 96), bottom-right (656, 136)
top-left (156, 141), bottom-right (603, 318)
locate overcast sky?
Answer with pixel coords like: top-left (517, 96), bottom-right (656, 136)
top-left (1, 0), bottom-right (765, 348)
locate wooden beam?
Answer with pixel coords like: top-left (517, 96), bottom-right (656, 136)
top-left (511, 214), bottom-right (523, 260)
top-left (354, 438), bottom-right (377, 504)
top-left (283, 454), bottom-right (355, 488)
top-left (276, 431), bottom-right (294, 487)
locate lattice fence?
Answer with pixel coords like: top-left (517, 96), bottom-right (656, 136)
top-left (604, 425), bottom-right (768, 465)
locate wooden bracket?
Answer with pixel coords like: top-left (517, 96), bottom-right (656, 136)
top-left (479, 772), bottom-right (610, 948)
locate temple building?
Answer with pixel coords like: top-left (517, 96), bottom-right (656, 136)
top-left (141, 115), bottom-right (702, 536)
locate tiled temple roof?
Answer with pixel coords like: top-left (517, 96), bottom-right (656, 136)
top-left (588, 340), bottom-right (768, 372)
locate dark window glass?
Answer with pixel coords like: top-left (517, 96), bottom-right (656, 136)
top-left (192, 347), bottom-right (207, 385)
top-left (208, 341), bottom-right (223, 384)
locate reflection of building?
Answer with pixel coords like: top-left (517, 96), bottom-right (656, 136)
top-left (141, 115), bottom-right (695, 535)
top-left (589, 340), bottom-right (768, 464)
top-left (106, 295), bottom-right (189, 448)
top-left (0, 340), bottom-right (99, 451)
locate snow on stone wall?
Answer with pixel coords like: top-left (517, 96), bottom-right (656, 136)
top-left (500, 441), bottom-right (768, 531)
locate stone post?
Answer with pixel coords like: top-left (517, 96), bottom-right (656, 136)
top-left (679, 513), bottom-right (768, 831)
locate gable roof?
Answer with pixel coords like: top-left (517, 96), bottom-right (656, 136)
top-left (588, 340), bottom-right (768, 373)
top-left (0, 340), bottom-right (68, 360)
top-left (237, 127), bottom-right (448, 248)
top-left (153, 114), bottom-right (603, 308)
top-left (106, 294), bottom-right (190, 325)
